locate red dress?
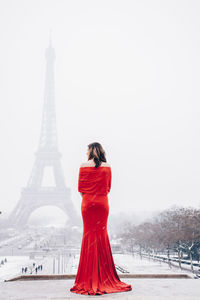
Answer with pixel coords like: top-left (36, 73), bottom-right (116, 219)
top-left (70, 165), bottom-right (132, 295)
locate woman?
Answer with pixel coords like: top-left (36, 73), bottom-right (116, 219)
top-left (70, 142), bottom-right (132, 295)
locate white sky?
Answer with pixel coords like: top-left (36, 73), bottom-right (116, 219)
top-left (0, 0), bottom-right (200, 219)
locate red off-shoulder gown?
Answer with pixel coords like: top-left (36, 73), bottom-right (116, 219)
top-left (70, 165), bottom-right (132, 295)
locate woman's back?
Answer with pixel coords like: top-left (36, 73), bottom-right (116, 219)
top-left (78, 161), bottom-right (111, 195)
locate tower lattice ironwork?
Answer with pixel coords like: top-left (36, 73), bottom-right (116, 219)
top-left (8, 37), bottom-right (79, 228)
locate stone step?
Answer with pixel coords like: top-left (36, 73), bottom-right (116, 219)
top-left (5, 273), bottom-right (192, 281)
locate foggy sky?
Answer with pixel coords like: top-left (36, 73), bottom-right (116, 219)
top-left (0, 0), bottom-right (200, 220)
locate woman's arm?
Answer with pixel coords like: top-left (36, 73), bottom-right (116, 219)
top-left (78, 167), bottom-right (84, 197)
top-left (108, 167), bottom-right (112, 193)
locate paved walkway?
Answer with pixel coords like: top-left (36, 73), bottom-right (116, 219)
top-left (1, 278), bottom-right (200, 300)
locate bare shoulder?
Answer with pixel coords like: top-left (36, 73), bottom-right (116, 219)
top-left (80, 161), bottom-right (95, 167)
top-left (100, 162), bottom-right (111, 168)
top-left (80, 161), bottom-right (111, 168)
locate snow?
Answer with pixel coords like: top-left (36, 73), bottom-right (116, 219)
top-left (0, 256), bottom-right (47, 282)
top-left (0, 278), bottom-right (200, 300)
top-left (70, 253), bottom-right (194, 276)
top-left (0, 254), bottom-right (199, 299)
top-left (0, 253), bottom-right (195, 283)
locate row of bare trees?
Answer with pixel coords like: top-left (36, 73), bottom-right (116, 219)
top-left (118, 205), bottom-right (200, 272)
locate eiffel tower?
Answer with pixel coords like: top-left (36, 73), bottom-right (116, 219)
top-left (8, 36), bottom-right (80, 228)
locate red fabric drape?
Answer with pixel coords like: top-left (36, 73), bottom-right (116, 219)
top-left (78, 165), bottom-right (111, 195)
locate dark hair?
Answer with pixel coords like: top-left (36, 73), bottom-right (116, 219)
top-left (87, 142), bottom-right (107, 168)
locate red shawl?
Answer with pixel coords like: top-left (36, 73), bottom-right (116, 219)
top-left (78, 166), bottom-right (111, 195)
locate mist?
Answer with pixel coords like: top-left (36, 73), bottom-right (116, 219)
top-left (0, 0), bottom-right (200, 222)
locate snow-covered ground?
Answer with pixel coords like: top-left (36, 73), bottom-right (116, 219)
top-left (0, 256), bottom-right (48, 282)
top-left (141, 253), bottom-right (200, 273)
top-left (0, 253), bottom-right (195, 283)
top-left (1, 278), bottom-right (200, 300)
top-left (0, 253), bottom-right (199, 299)
top-left (0, 233), bottom-right (26, 247)
top-left (71, 253), bottom-right (194, 276)
top-left (113, 253), bottom-right (194, 275)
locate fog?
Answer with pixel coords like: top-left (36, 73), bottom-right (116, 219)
top-left (0, 0), bottom-right (200, 223)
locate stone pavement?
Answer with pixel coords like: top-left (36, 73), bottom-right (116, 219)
top-left (1, 278), bottom-right (200, 300)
